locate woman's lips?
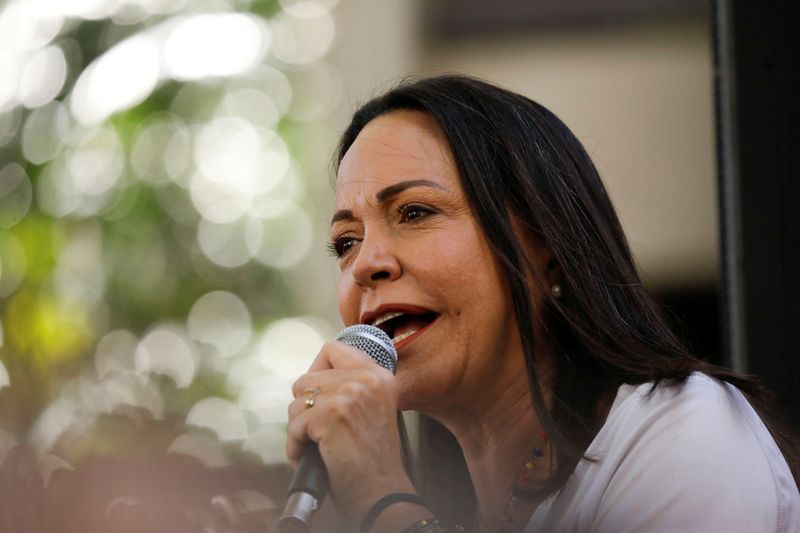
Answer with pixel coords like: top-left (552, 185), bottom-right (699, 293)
top-left (393, 315), bottom-right (437, 352)
top-left (360, 304), bottom-right (437, 326)
top-left (358, 304), bottom-right (439, 355)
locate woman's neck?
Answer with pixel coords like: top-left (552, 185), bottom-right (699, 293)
top-left (429, 367), bottom-right (554, 532)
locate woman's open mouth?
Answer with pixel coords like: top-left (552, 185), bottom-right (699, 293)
top-left (370, 310), bottom-right (439, 349)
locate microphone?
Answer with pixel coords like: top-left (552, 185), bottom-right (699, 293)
top-left (278, 324), bottom-right (398, 533)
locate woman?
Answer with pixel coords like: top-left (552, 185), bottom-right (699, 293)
top-left (286, 75), bottom-right (800, 533)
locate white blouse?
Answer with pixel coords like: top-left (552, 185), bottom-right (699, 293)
top-left (526, 372), bottom-right (800, 532)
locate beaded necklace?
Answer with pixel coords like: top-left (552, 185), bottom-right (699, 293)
top-left (483, 432), bottom-right (550, 533)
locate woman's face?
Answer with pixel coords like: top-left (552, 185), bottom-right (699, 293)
top-left (332, 111), bottom-right (539, 412)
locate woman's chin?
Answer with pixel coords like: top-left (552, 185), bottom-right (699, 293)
top-left (394, 368), bottom-right (456, 414)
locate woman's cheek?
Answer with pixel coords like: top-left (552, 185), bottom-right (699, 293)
top-left (337, 277), bottom-right (360, 325)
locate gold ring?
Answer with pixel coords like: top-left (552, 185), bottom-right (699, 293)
top-left (304, 387), bottom-right (320, 408)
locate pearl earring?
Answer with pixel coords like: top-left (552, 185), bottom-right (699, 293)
top-left (551, 283), bottom-right (562, 299)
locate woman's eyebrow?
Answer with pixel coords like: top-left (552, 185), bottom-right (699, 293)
top-left (331, 179), bottom-right (447, 226)
top-left (331, 209), bottom-right (354, 225)
top-left (375, 179), bottom-right (446, 203)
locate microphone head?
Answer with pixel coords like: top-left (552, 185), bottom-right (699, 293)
top-left (335, 324), bottom-right (397, 375)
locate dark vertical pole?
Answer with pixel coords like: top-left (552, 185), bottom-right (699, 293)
top-left (714, 0), bottom-right (800, 427)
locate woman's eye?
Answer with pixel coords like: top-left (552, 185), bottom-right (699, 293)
top-left (398, 203), bottom-right (435, 222)
top-left (327, 236), bottom-right (359, 258)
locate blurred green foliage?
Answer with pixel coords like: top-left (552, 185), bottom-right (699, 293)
top-left (0, 0), bottom-right (340, 469)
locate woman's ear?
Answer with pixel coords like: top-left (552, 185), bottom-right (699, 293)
top-left (545, 254), bottom-right (564, 299)
top-left (512, 216), bottom-right (560, 291)
top-left (546, 254), bottom-right (562, 287)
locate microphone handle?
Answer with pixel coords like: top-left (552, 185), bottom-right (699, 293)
top-left (278, 325), bottom-right (396, 533)
top-left (278, 443), bottom-right (329, 533)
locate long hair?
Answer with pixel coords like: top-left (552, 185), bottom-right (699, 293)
top-left (335, 75), bottom-right (799, 525)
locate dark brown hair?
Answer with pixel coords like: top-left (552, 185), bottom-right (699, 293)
top-left (335, 75), bottom-right (799, 526)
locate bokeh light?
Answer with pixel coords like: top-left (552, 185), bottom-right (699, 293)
top-left (237, 374), bottom-right (291, 426)
top-left (136, 0), bottom-right (191, 16)
top-left (98, 372), bottom-right (164, 418)
top-left (270, 1), bottom-right (335, 65)
top-left (229, 318), bottom-right (332, 427)
top-left (187, 291), bottom-right (252, 358)
top-left (234, 65), bottom-right (294, 115)
top-left (130, 112), bottom-right (188, 186)
top-left (30, 395), bottom-right (80, 453)
top-left (169, 431), bottom-right (230, 468)
top-left (219, 87), bottom-right (281, 131)
top-left (135, 325), bottom-right (197, 388)
top-left (0, 163), bottom-right (33, 229)
top-left (94, 330), bottom-right (139, 379)
top-left (190, 115), bottom-right (291, 224)
top-left (0, 107), bottom-right (23, 146)
top-left (254, 317), bottom-right (326, 380)
top-left (49, 0), bottom-right (119, 20)
top-left (196, 216), bottom-right (261, 268)
top-left (20, 100), bottom-right (71, 164)
top-left (0, 55), bottom-right (20, 111)
top-left (0, 360), bottom-right (8, 390)
top-left (40, 453), bottom-right (74, 487)
top-left (0, 231), bottom-right (26, 297)
top-left (0, 427), bottom-right (16, 464)
top-left (186, 397), bottom-right (250, 441)
top-left (285, 61), bottom-right (342, 122)
top-left (247, 160), bottom-right (306, 219)
top-left (253, 202), bottom-right (314, 269)
top-left (1, 0), bottom-right (342, 527)
top-left (51, 222), bottom-right (106, 308)
top-left (68, 125), bottom-right (125, 196)
top-left (18, 44), bottom-right (67, 108)
top-left (70, 33), bottom-right (161, 124)
top-left (0, 1), bottom-right (64, 110)
top-left (163, 13), bottom-right (270, 80)
top-left (243, 426), bottom-right (289, 465)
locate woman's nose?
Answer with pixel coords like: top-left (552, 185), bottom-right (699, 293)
top-left (351, 236), bottom-right (401, 287)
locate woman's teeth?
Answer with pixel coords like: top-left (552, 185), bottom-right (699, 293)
top-left (373, 311), bottom-right (404, 327)
top-left (393, 329), bottom-right (417, 343)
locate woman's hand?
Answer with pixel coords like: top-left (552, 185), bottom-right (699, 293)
top-left (286, 340), bottom-right (416, 521)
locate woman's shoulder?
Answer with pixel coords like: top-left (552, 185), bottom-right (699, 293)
top-left (603, 372), bottom-right (796, 497)
top-left (528, 372), bottom-right (800, 533)
top-left (595, 372), bottom-right (799, 531)
top-left (596, 373), bottom-right (755, 453)
top-left (612, 371), bottom-right (741, 417)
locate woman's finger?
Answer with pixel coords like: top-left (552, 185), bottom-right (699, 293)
top-left (286, 369), bottom-right (396, 452)
top-left (291, 368), bottom-right (336, 399)
top-left (285, 385), bottom-right (357, 463)
top-left (291, 368), bottom-right (394, 407)
top-left (286, 383), bottom-right (329, 418)
top-left (307, 339), bottom-right (384, 373)
top-left (285, 404), bottom-right (316, 464)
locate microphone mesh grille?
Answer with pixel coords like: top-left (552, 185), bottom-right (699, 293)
top-left (335, 325), bottom-right (397, 375)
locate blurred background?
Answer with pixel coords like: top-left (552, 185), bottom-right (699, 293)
top-left (0, 0), bottom-right (717, 531)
